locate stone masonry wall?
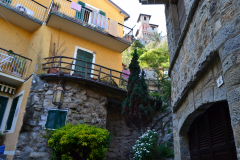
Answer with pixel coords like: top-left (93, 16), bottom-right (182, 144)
top-left (14, 75), bottom-right (108, 159)
top-left (13, 75), bottom-right (173, 160)
top-left (165, 0), bottom-right (240, 159)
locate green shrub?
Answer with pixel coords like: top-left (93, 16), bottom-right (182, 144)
top-left (132, 130), bottom-right (158, 160)
top-left (133, 130), bottom-right (174, 160)
top-left (47, 123), bottom-right (112, 160)
top-left (158, 142), bottom-right (174, 160)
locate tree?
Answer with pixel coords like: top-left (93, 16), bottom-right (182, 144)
top-left (122, 50), bottom-right (152, 133)
top-left (122, 40), bottom-right (145, 67)
top-left (139, 39), bottom-right (169, 69)
top-left (149, 31), bottom-right (163, 44)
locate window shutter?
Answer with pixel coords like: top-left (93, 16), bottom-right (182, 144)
top-left (75, 49), bottom-right (85, 76)
top-left (75, 49), bottom-right (93, 78)
top-left (85, 52), bottom-right (93, 78)
top-left (58, 111), bottom-right (67, 128)
top-left (46, 110), bottom-right (57, 129)
top-left (188, 102), bottom-right (238, 159)
top-left (6, 97), bottom-right (19, 130)
top-left (99, 10), bottom-right (106, 16)
top-left (75, 1), bottom-right (86, 20)
top-left (177, 0), bottom-right (187, 33)
top-left (46, 110), bottom-right (67, 129)
top-left (0, 96), bottom-right (9, 127)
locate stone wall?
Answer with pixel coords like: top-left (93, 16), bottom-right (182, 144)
top-left (165, 0), bottom-right (240, 159)
top-left (13, 75), bottom-right (173, 160)
top-left (14, 75), bottom-right (108, 159)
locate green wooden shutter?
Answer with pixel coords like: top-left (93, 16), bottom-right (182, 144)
top-left (99, 10), bottom-right (106, 16)
top-left (85, 52), bottom-right (93, 78)
top-left (6, 97), bottom-right (19, 130)
top-left (0, 96), bottom-right (8, 127)
top-left (46, 110), bottom-right (67, 129)
top-left (58, 111), bottom-right (67, 128)
top-left (75, 49), bottom-right (85, 76)
top-left (75, 1), bottom-right (85, 20)
top-left (75, 49), bottom-right (93, 78)
top-left (46, 110), bottom-right (57, 129)
top-left (4, 0), bottom-right (11, 4)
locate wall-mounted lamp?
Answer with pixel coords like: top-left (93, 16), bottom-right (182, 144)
top-left (52, 87), bottom-right (64, 107)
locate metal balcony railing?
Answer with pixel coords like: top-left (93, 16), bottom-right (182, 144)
top-left (51, 0), bottom-right (133, 43)
top-left (0, 48), bottom-right (32, 79)
top-left (0, 0), bottom-right (47, 21)
top-left (42, 56), bottom-right (130, 89)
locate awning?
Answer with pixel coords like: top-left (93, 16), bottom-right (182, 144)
top-left (0, 83), bottom-right (16, 94)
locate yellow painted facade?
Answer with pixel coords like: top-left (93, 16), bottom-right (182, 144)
top-left (0, 0), bottom-right (129, 158)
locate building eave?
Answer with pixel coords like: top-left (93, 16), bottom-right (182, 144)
top-left (104, 0), bottom-right (130, 20)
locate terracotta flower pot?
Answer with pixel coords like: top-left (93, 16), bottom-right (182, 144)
top-left (48, 68), bottom-right (58, 74)
top-left (52, 6), bottom-right (59, 11)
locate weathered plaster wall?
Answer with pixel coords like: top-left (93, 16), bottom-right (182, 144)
top-left (14, 75), bottom-right (108, 159)
top-left (165, 0), bottom-right (240, 159)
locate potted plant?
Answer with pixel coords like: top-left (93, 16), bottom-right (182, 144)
top-left (0, 132), bottom-right (6, 146)
top-left (47, 30), bottom-right (66, 74)
top-left (52, 2), bottom-right (61, 11)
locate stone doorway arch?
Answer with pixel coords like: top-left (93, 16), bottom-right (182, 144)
top-left (188, 101), bottom-right (237, 160)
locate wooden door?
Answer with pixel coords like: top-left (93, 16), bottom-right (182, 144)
top-left (74, 49), bottom-right (93, 78)
top-left (188, 102), bottom-right (237, 160)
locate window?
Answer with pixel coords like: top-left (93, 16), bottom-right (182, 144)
top-left (143, 26), bottom-right (144, 30)
top-left (152, 27), bottom-right (154, 30)
top-left (74, 48), bottom-right (94, 78)
top-left (0, 96), bottom-right (8, 128)
top-left (5, 96), bottom-right (19, 130)
top-left (45, 110), bottom-right (67, 129)
top-left (144, 17), bottom-right (146, 20)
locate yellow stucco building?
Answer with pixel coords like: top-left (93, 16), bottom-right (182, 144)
top-left (0, 0), bottom-right (131, 159)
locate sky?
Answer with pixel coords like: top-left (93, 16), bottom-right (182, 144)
top-left (111, 0), bottom-right (167, 36)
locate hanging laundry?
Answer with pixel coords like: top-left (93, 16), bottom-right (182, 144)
top-left (71, 1), bottom-right (82, 12)
top-left (90, 11), bottom-right (108, 30)
top-left (99, 14), bottom-right (108, 29)
top-left (108, 19), bottom-right (118, 37)
top-left (90, 11), bottom-right (97, 25)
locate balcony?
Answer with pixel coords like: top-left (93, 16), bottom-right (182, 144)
top-left (41, 56), bottom-right (129, 90)
top-left (0, 0), bottom-right (47, 32)
top-left (46, 0), bottom-right (133, 52)
top-left (0, 48), bottom-right (32, 86)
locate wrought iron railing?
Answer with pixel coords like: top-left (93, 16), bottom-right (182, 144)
top-left (50, 0), bottom-right (133, 43)
top-left (0, 48), bottom-right (32, 79)
top-left (0, 0), bottom-right (47, 21)
top-left (42, 56), bottom-right (130, 88)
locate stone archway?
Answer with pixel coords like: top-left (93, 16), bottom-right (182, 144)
top-left (188, 102), bottom-right (237, 160)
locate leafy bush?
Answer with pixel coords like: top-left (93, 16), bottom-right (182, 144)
top-left (47, 123), bottom-right (112, 160)
top-left (133, 130), bottom-right (174, 160)
top-left (133, 130), bottom-right (158, 160)
top-left (158, 142), bottom-right (174, 160)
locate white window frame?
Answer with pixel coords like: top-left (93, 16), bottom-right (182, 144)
top-left (45, 109), bottom-right (68, 130)
top-left (0, 90), bottom-right (24, 133)
top-left (5, 90), bottom-right (24, 134)
top-left (71, 46), bottom-right (96, 78)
